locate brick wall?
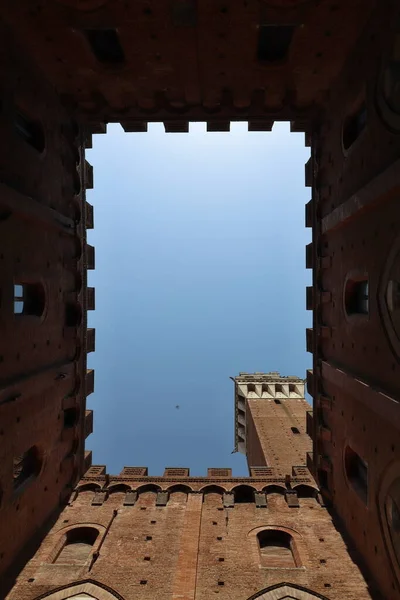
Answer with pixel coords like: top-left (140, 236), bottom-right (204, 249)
top-left (247, 398), bottom-right (312, 473)
top-left (307, 1), bottom-right (400, 597)
top-left (6, 478), bottom-right (372, 600)
top-left (0, 22), bottom-right (92, 591)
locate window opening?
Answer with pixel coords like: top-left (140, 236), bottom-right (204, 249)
top-left (257, 530), bottom-right (297, 568)
top-left (343, 101), bottom-right (367, 150)
top-left (233, 485), bottom-right (254, 504)
top-left (85, 29), bottom-right (125, 64)
top-left (14, 283), bottom-right (45, 317)
top-left (14, 110), bottom-right (45, 153)
top-left (257, 25), bottom-right (296, 62)
top-left (291, 427), bottom-right (300, 434)
top-left (55, 527), bottom-right (98, 565)
top-left (344, 277), bottom-right (369, 315)
top-left (13, 447), bottom-right (41, 490)
top-left (345, 446), bottom-right (368, 504)
top-left (64, 408), bottom-right (79, 429)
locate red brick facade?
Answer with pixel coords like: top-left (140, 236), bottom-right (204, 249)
top-left (1, 0), bottom-right (400, 598)
top-left (4, 375), bottom-right (376, 600)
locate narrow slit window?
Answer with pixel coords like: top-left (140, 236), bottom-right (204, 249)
top-left (85, 29), bottom-right (125, 64)
top-left (257, 25), bottom-right (296, 62)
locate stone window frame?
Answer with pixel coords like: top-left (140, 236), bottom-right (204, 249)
top-left (46, 523), bottom-right (105, 566)
top-left (248, 525), bottom-right (306, 570)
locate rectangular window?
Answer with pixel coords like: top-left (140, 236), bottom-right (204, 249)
top-left (84, 29), bottom-right (125, 64)
top-left (257, 25), bottom-right (296, 63)
top-left (14, 284), bottom-right (24, 314)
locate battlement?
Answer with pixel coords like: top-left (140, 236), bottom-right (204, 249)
top-left (82, 464), bottom-right (315, 485)
top-left (233, 373), bottom-right (307, 455)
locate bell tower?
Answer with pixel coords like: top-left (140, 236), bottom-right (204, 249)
top-left (233, 372), bottom-right (312, 472)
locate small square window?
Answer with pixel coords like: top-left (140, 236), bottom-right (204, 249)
top-left (218, 581), bottom-right (225, 586)
top-left (218, 557), bottom-right (224, 562)
top-left (144, 556), bottom-right (151, 561)
top-left (217, 536), bottom-right (222, 541)
top-left (146, 535), bottom-right (152, 541)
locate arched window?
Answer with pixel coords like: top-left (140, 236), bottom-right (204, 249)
top-left (55, 527), bottom-right (98, 565)
top-left (233, 485), bottom-right (254, 503)
top-left (257, 530), bottom-right (297, 568)
top-left (13, 446), bottom-right (42, 490)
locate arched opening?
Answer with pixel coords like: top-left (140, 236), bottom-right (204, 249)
top-left (257, 530), bottom-right (297, 568)
top-left (263, 485), bottom-right (286, 495)
top-left (135, 484), bottom-right (161, 508)
top-left (201, 485), bottom-right (226, 495)
top-left (345, 446), bottom-right (368, 504)
top-left (13, 446), bottom-right (42, 490)
top-left (54, 527), bottom-right (99, 565)
top-left (294, 485), bottom-right (318, 499)
top-left (76, 483), bottom-right (102, 502)
top-left (233, 485), bottom-right (255, 503)
top-left (201, 485), bottom-right (225, 507)
top-left (166, 484), bottom-right (193, 494)
top-left (34, 579), bottom-right (125, 600)
top-left (136, 484), bottom-right (161, 494)
top-left (247, 582), bottom-right (330, 600)
top-left (108, 484), bottom-right (131, 495)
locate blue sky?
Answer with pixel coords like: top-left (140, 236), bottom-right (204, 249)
top-left (86, 121), bottom-right (311, 477)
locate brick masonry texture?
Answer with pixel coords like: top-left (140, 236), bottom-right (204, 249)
top-left (1, 0), bottom-right (400, 598)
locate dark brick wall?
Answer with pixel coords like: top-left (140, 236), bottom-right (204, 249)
top-left (307, 1), bottom-right (400, 598)
top-left (0, 22), bottom-right (92, 590)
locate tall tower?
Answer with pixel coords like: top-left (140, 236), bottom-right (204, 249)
top-left (234, 372), bottom-right (312, 473)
